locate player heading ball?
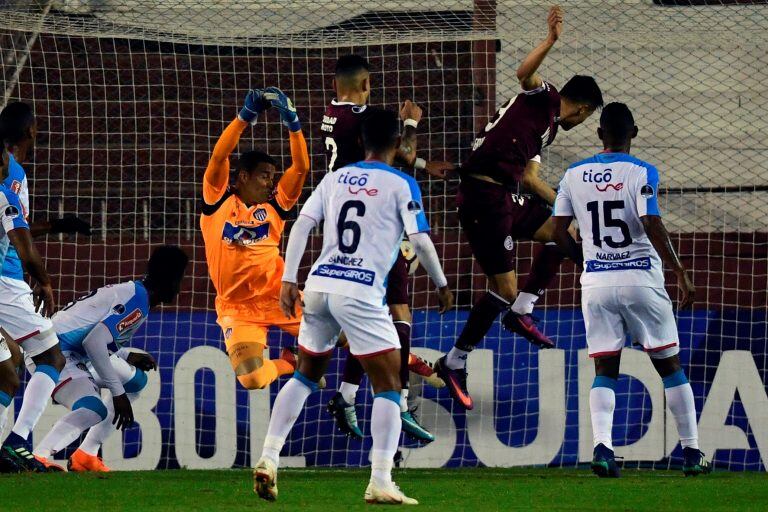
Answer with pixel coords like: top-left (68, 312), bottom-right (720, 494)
top-left (253, 109), bottom-right (453, 505)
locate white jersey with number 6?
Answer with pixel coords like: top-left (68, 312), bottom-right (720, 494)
top-left (299, 160), bottom-right (429, 306)
top-left (553, 152), bottom-right (665, 290)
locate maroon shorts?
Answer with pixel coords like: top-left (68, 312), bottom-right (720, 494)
top-left (457, 176), bottom-right (552, 276)
top-left (385, 250), bottom-right (410, 305)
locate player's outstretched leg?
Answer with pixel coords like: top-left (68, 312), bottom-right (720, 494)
top-left (327, 345), bottom-right (364, 439)
top-left (2, 337), bottom-right (64, 473)
top-left (650, 355), bottom-right (711, 476)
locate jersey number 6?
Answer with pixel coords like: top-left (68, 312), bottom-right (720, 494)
top-left (337, 200), bottom-right (366, 254)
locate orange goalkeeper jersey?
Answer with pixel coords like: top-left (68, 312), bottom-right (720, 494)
top-left (200, 118), bottom-right (309, 304)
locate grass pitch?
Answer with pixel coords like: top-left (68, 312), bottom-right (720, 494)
top-left (3, 467), bottom-right (766, 511)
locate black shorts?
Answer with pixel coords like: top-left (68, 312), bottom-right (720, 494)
top-left (385, 250), bottom-right (410, 305)
top-left (456, 176), bottom-right (552, 275)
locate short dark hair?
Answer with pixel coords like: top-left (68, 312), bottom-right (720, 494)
top-left (236, 150), bottom-right (277, 174)
top-left (560, 75), bottom-right (604, 110)
top-left (335, 54), bottom-right (370, 78)
top-left (600, 102), bottom-right (635, 139)
top-left (0, 102), bottom-right (34, 146)
top-left (361, 109), bottom-right (400, 154)
top-left (146, 245), bottom-right (189, 286)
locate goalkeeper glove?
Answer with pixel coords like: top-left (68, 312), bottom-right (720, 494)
top-left (238, 89), bottom-right (269, 125)
top-left (50, 215), bottom-right (91, 235)
top-left (264, 86), bottom-right (300, 132)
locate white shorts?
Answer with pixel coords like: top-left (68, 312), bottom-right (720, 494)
top-left (52, 352), bottom-right (138, 407)
top-left (582, 286), bottom-right (680, 359)
top-left (0, 276), bottom-right (56, 357)
top-left (299, 291), bottom-right (400, 358)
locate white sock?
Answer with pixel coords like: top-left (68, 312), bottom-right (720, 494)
top-left (445, 347), bottom-right (471, 370)
top-left (511, 292), bottom-right (539, 315)
top-left (79, 398), bottom-right (116, 456)
top-left (261, 377), bottom-right (314, 466)
top-left (339, 382), bottom-right (359, 405)
top-left (12, 369), bottom-right (58, 440)
top-left (666, 382), bottom-right (699, 449)
top-left (400, 389), bottom-right (409, 413)
top-left (34, 408), bottom-right (102, 458)
top-left (370, 394), bottom-right (402, 487)
top-left (0, 404), bottom-right (8, 441)
top-left (590, 385), bottom-right (616, 451)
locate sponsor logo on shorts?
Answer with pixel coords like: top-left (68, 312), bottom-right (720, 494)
top-left (585, 257), bottom-right (651, 272)
top-left (641, 184), bottom-right (655, 199)
top-left (504, 236), bottom-right (514, 251)
top-left (117, 308), bottom-right (143, 333)
top-left (253, 208), bottom-right (268, 222)
top-left (312, 264), bottom-right (375, 286)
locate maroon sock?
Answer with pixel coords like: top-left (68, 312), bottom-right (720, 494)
top-left (521, 244), bottom-right (566, 296)
top-left (455, 292), bottom-right (509, 351)
top-left (394, 321), bottom-right (412, 389)
top-left (341, 350), bottom-right (365, 386)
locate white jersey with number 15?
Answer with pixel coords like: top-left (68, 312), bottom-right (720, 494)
top-left (553, 152), bottom-right (665, 290)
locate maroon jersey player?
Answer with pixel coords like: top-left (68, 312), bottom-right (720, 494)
top-left (321, 55), bottom-right (452, 443)
top-left (434, 6), bottom-right (604, 410)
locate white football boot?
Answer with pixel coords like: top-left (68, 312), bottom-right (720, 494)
top-left (253, 457), bottom-right (278, 501)
top-left (364, 480), bottom-right (418, 505)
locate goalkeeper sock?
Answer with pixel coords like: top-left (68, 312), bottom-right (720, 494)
top-left (370, 391), bottom-right (402, 487)
top-left (10, 365), bottom-right (59, 441)
top-left (663, 370), bottom-right (699, 449)
top-left (261, 372), bottom-right (317, 466)
top-left (590, 376), bottom-right (617, 450)
top-left (453, 292), bottom-right (509, 356)
top-left (35, 406), bottom-right (103, 459)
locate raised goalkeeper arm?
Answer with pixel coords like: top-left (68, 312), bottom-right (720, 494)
top-left (203, 89), bottom-right (269, 205)
top-left (265, 87), bottom-right (309, 210)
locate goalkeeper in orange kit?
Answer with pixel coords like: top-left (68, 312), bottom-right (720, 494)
top-left (200, 87), bottom-right (310, 390)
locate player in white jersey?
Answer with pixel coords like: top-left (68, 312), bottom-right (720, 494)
top-left (28, 246), bottom-right (188, 472)
top-left (0, 147), bottom-right (61, 473)
top-left (551, 102), bottom-right (710, 477)
top-left (0, 103), bottom-right (90, 472)
top-left (253, 109), bottom-right (453, 504)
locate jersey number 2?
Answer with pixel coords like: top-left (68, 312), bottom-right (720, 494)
top-left (337, 200), bottom-right (366, 254)
top-left (586, 200), bottom-right (632, 249)
top-left (325, 137), bottom-right (338, 172)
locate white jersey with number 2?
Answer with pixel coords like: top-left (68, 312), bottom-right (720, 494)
top-left (553, 152), bottom-right (665, 290)
top-left (299, 160), bottom-right (430, 306)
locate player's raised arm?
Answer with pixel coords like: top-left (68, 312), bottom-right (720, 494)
top-left (265, 87), bottom-right (309, 210)
top-left (397, 100), bottom-right (456, 180)
top-left (517, 5), bottom-right (563, 91)
top-left (203, 89), bottom-right (269, 205)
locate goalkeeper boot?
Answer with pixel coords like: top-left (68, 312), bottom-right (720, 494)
top-left (502, 311), bottom-right (555, 349)
top-left (69, 449), bottom-right (111, 472)
top-left (34, 455), bottom-right (66, 472)
top-left (408, 353), bottom-right (445, 389)
top-left (253, 457), bottom-right (279, 502)
top-left (434, 356), bottom-right (473, 410)
top-left (364, 480), bottom-right (419, 505)
top-left (682, 448), bottom-right (712, 477)
top-left (401, 407), bottom-right (435, 443)
top-left (327, 392), bottom-right (363, 439)
top-left (591, 443), bottom-right (621, 478)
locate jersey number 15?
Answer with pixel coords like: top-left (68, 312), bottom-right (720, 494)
top-left (586, 200), bottom-right (632, 249)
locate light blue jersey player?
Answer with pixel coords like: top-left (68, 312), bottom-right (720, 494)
top-left (29, 246), bottom-right (189, 471)
top-left (551, 102), bottom-right (710, 478)
top-left (254, 109), bottom-right (453, 505)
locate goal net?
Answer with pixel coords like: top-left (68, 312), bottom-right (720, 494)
top-left (0, 0), bottom-right (766, 471)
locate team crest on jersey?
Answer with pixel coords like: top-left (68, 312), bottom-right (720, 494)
top-left (112, 304), bottom-right (126, 315)
top-left (352, 105), bottom-right (367, 114)
top-left (252, 208), bottom-right (268, 222)
top-left (116, 308), bottom-right (143, 333)
top-left (640, 184), bottom-right (655, 198)
top-left (504, 236), bottom-right (514, 251)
